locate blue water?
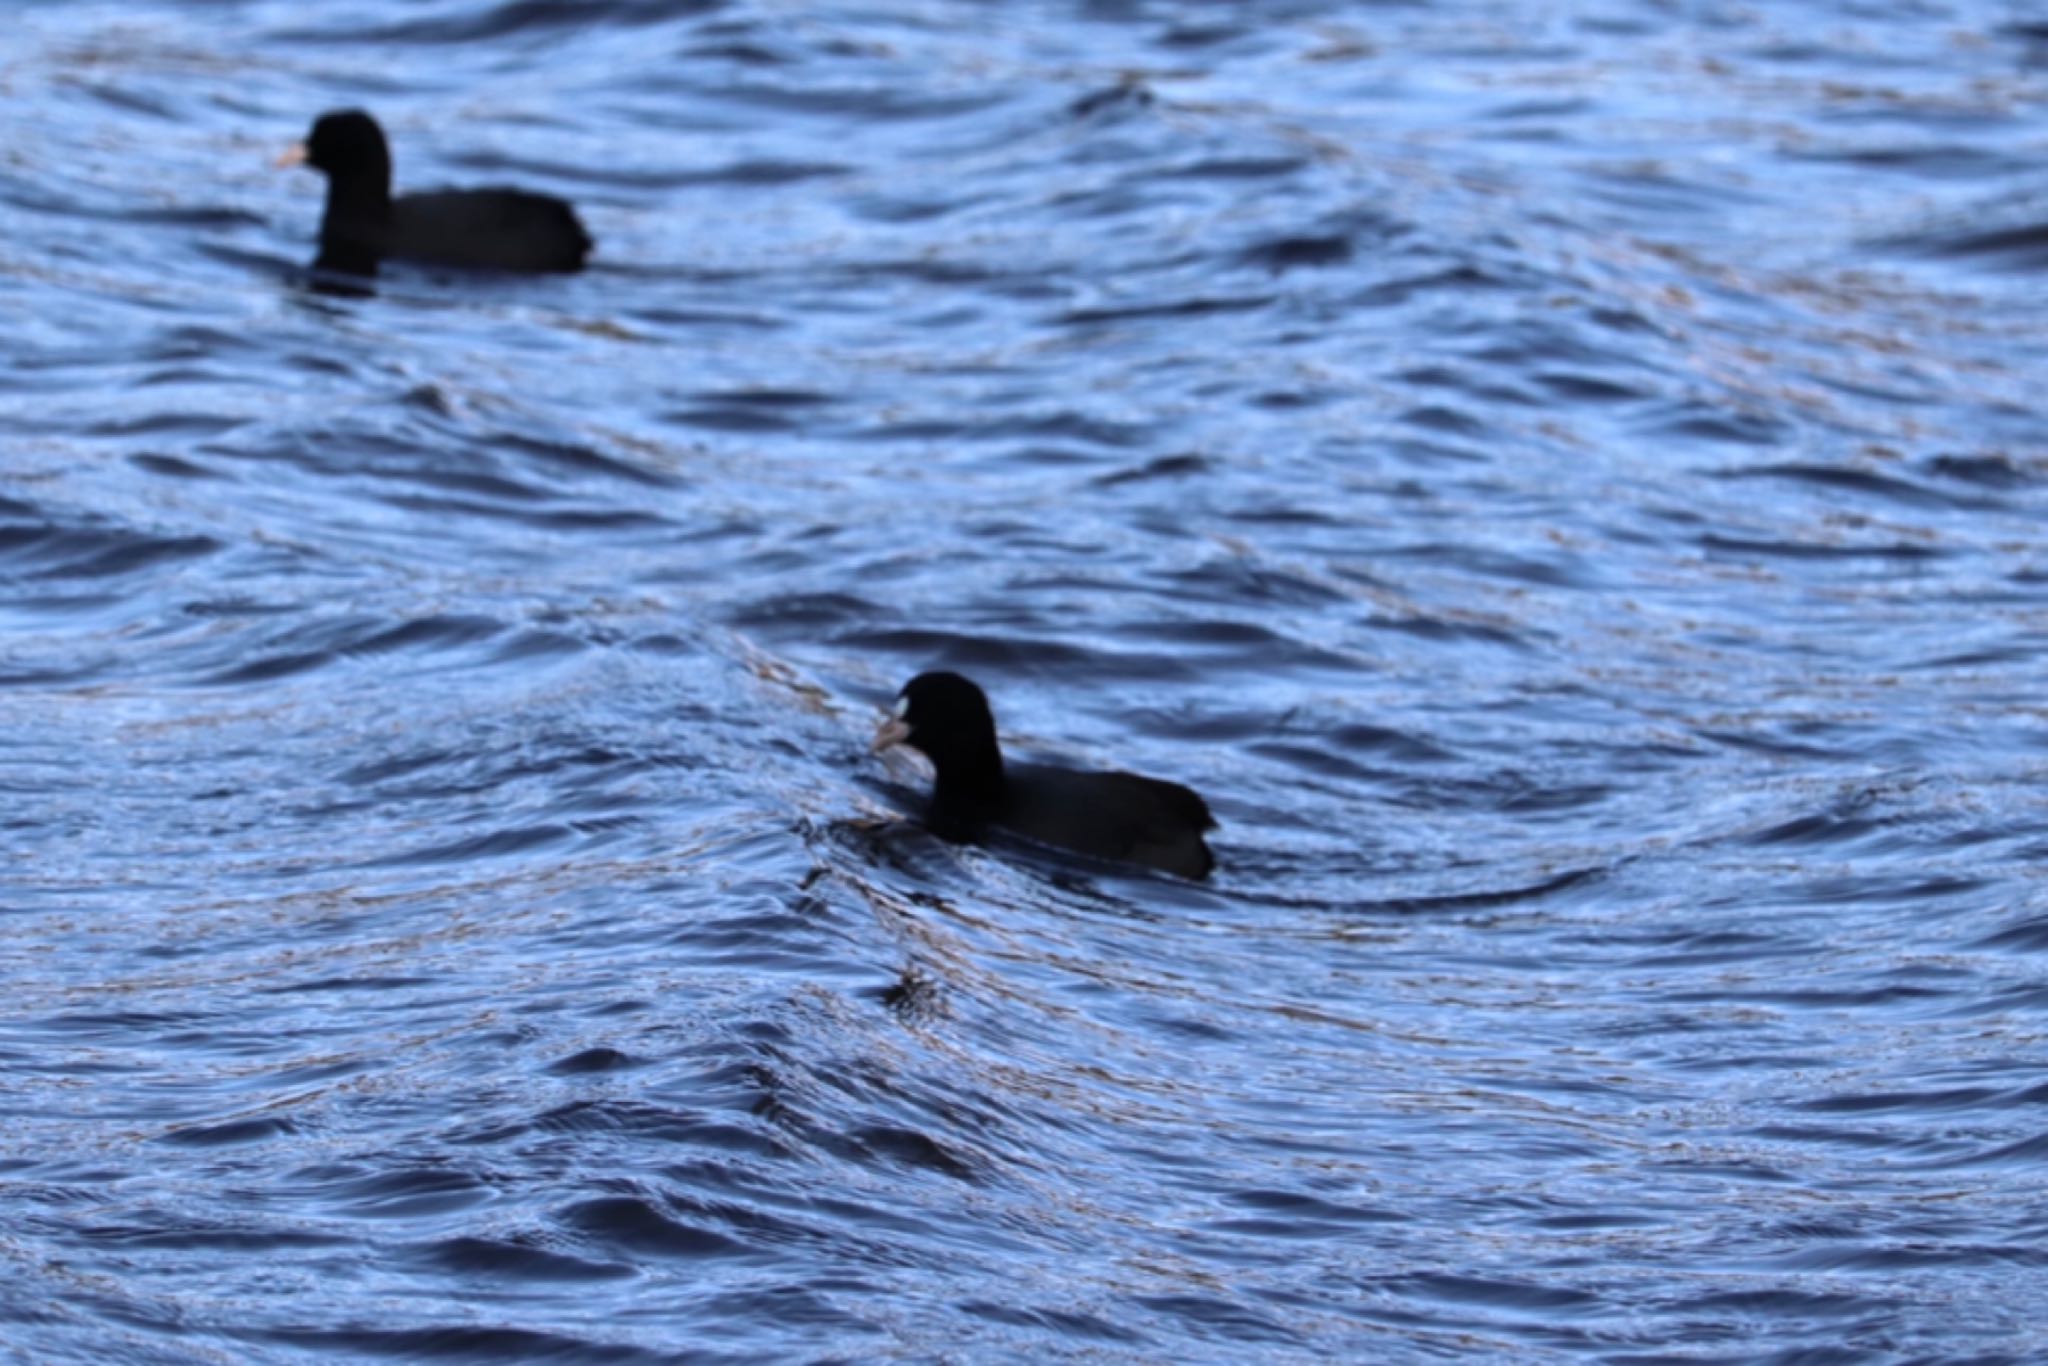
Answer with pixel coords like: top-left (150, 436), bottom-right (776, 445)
top-left (5, 2), bottom-right (2047, 1360)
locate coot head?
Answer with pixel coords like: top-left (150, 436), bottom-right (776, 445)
top-left (872, 671), bottom-right (1001, 774)
top-left (285, 109), bottom-right (392, 185)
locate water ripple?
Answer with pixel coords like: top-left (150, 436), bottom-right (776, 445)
top-left (5, 0), bottom-right (2048, 1360)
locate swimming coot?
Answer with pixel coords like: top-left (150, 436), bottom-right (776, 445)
top-left (281, 109), bottom-right (592, 277)
top-left (872, 671), bottom-right (1217, 880)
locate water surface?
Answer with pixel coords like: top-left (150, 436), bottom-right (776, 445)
top-left (4, 1), bottom-right (2047, 1360)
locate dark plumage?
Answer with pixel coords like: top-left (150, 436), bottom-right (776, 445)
top-left (872, 671), bottom-right (1217, 880)
top-left (283, 109), bottom-right (592, 277)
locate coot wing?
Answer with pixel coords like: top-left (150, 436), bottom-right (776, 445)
top-left (1000, 763), bottom-right (1216, 880)
top-left (390, 189), bottom-right (592, 272)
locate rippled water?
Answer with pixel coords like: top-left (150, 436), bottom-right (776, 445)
top-left (5, 1), bottom-right (2047, 1359)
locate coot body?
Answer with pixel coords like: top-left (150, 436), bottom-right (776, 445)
top-left (873, 671), bottom-right (1217, 880)
top-left (286, 109), bottom-right (591, 277)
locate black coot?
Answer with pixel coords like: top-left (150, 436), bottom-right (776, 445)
top-left (872, 671), bottom-right (1217, 880)
top-left (282, 109), bottom-right (592, 277)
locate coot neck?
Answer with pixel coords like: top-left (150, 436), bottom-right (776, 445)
top-left (926, 734), bottom-right (1006, 829)
top-left (315, 170), bottom-right (392, 277)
